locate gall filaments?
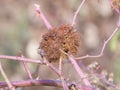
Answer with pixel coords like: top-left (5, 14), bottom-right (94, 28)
top-left (38, 24), bottom-right (80, 62)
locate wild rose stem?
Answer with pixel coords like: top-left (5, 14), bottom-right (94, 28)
top-left (43, 57), bottom-right (69, 90)
top-left (59, 57), bottom-right (69, 90)
top-left (34, 4), bottom-right (52, 30)
top-left (0, 55), bottom-right (69, 88)
top-left (20, 54), bottom-right (33, 80)
top-left (71, 0), bottom-right (86, 26)
top-left (101, 27), bottom-right (119, 53)
top-left (59, 57), bottom-right (62, 74)
top-left (0, 63), bottom-right (15, 90)
top-left (60, 76), bottom-right (69, 90)
top-left (0, 79), bottom-right (63, 88)
top-left (76, 18), bottom-right (120, 60)
top-left (22, 56), bottom-right (33, 80)
top-left (0, 55), bottom-right (42, 64)
top-left (68, 55), bottom-right (91, 86)
top-left (22, 61), bottom-right (33, 80)
top-left (43, 57), bottom-right (60, 76)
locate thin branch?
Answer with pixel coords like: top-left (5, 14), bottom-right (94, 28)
top-left (43, 57), bottom-right (69, 90)
top-left (0, 79), bottom-right (62, 88)
top-left (0, 54), bottom-right (67, 89)
top-left (21, 55), bottom-right (33, 80)
top-left (0, 55), bottom-right (42, 64)
top-left (68, 55), bottom-right (91, 86)
top-left (71, 0), bottom-right (86, 26)
top-left (59, 57), bottom-right (62, 74)
top-left (76, 19), bottom-right (120, 60)
top-left (0, 63), bottom-right (15, 90)
top-left (34, 4), bottom-right (52, 30)
top-left (22, 61), bottom-right (33, 80)
top-left (43, 57), bottom-right (60, 76)
top-left (59, 57), bottom-right (69, 90)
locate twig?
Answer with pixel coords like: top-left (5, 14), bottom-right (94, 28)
top-left (0, 62), bottom-right (15, 90)
top-left (34, 4), bottom-right (52, 30)
top-left (0, 79), bottom-right (62, 88)
top-left (68, 55), bottom-right (91, 86)
top-left (43, 57), bottom-right (69, 90)
top-left (59, 57), bottom-right (69, 90)
top-left (59, 56), bottom-right (62, 74)
top-left (21, 55), bottom-right (33, 80)
top-left (0, 55), bottom-right (42, 64)
top-left (76, 18), bottom-right (120, 60)
top-left (43, 57), bottom-right (60, 76)
top-left (71, 0), bottom-right (86, 26)
top-left (22, 62), bottom-right (33, 80)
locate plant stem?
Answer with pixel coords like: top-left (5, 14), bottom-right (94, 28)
top-left (68, 55), bottom-right (91, 86)
top-left (0, 63), bottom-right (15, 90)
top-left (34, 4), bottom-right (52, 30)
top-left (76, 18), bottom-right (120, 60)
top-left (0, 55), bottom-right (42, 64)
top-left (71, 0), bottom-right (86, 26)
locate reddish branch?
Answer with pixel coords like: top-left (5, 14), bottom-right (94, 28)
top-left (20, 54), bottom-right (33, 80)
top-left (59, 57), bottom-right (69, 90)
top-left (76, 18), bottom-right (120, 60)
top-left (68, 55), bottom-right (91, 86)
top-left (34, 4), bottom-right (52, 29)
top-left (22, 61), bottom-right (33, 80)
top-left (43, 58), bottom-right (69, 90)
top-left (0, 55), bottom-right (42, 64)
top-left (71, 0), bottom-right (86, 26)
top-left (0, 79), bottom-right (62, 88)
top-left (0, 63), bottom-right (15, 90)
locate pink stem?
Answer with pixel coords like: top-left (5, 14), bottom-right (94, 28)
top-left (76, 18), bottom-right (120, 60)
top-left (0, 63), bottom-right (15, 90)
top-left (68, 55), bottom-right (91, 86)
top-left (22, 61), bottom-right (33, 80)
top-left (59, 57), bottom-right (69, 90)
top-left (0, 55), bottom-right (42, 64)
top-left (34, 4), bottom-right (52, 30)
top-left (43, 58), bottom-right (60, 76)
top-left (0, 79), bottom-right (63, 88)
top-left (71, 0), bottom-right (86, 26)
top-left (21, 55), bottom-right (33, 80)
top-left (44, 58), bottom-right (69, 90)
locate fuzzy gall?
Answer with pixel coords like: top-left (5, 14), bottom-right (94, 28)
top-left (38, 24), bottom-right (80, 62)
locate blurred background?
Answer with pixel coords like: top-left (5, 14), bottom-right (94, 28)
top-left (0, 0), bottom-right (120, 90)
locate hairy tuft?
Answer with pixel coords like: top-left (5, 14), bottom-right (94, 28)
top-left (38, 25), bottom-right (80, 62)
